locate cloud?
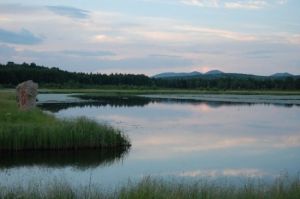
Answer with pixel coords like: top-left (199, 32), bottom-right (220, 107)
top-left (181, 0), bottom-right (219, 7)
top-left (0, 4), bottom-right (90, 18)
top-left (133, 30), bottom-right (188, 42)
top-left (286, 34), bottom-right (300, 45)
top-left (93, 34), bottom-right (126, 43)
top-left (277, 0), bottom-right (288, 4)
top-left (0, 28), bottom-right (43, 45)
top-left (224, 0), bottom-right (267, 9)
top-left (47, 6), bottom-right (89, 19)
top-left (149, 54), bottom-right (181, 58)
top-left (0, 1), bottom-right (297, 75)
top-left (180, 0), bottom-right (288, 9)
top-left (242, 49), bottom-right (278, 59)
top-left (0, 3), bottom-right (40, 14)
top-left (0, 44), bottom-right (16, 57)
top-left (0, 45), bottom-right (193, 74)
top-left (62, 50), bottom-right (116, 57)
top-left (175, 25), bottom-right (257, 41)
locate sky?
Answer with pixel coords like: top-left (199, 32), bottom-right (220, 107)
top-left (0, 0), bottom-right (299, 75)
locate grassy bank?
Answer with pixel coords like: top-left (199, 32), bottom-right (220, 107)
top-left (0, 176), bottom-right (299, 199)
top-left (0, 91), bottom-right (130, 151)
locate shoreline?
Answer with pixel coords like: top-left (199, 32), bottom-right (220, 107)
top-left (0, 91), bottom-right (130, 152)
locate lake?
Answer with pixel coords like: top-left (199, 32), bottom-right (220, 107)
top-left (1, 94), bottom-right (300, 189)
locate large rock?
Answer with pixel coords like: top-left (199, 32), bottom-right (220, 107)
top-left (16, 80), bottom-right (38, 110)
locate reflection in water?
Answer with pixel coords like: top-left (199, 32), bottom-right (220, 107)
top-left (38, 94), bottom-right (298, 113)
top-left (0, 148), bottom-right (129, 170)
top-left (37, 95), bottom-right (293, 113)
top-left (1, 94), bottom-right (299, 189)
top-left (38, 96), bottom-right (152, 112)
top-left (168, 168), bottom-right (267, 178)
top-left (143, 94), bottom-right (300, 106)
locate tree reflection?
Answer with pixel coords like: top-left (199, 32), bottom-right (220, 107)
top-left (0, 147), bottom-right (129, 170)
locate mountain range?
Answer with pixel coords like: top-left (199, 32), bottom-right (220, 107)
top-left (152, 70), bottom-right (296, 79)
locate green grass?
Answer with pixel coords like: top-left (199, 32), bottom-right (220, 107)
top-left (2, 87), bottom-right (300, 96)
top-left (0, 91), bottom-right (130, 151)
top-left (0, 176), bottom-right (299, 199)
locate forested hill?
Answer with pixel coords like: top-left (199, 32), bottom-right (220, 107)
top-left (1, 62), bottom-right (300, 90)
top-left (0, 62), bottom-right (152, 87)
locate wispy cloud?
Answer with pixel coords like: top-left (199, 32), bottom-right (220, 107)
top-left (181, 0), bottom-right (288, 9)
top-left (0, 3), bottom-right (40, 14)
top-left (47, 6), bottom-right (89, 19)
top-left (93, 34), bottom-right (127, 43)
top-left (0, 44), bottom-right (16, 56)
top-left (175, 25), bottom-right (257, 41)
top-left (0, 28), bottom-right (43, 45)
top-left (0, 45), bottom-right (193, 74)
top-left (0, 1), bottom-right (298, 75)
top-left (181, 0), bottom-right (219, 7)
top-left (286, 34), bottom-right (300, 45)
top-left (277, 0), bottom-right (288, 4)
top-left (225, 1), bottom-right (268, 9)
top-left (62, 50), bottom-right (116, 57)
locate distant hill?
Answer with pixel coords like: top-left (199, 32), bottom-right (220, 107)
top-left (1, 62), bottom-right (299, 90)
top-left (205, 70), bottom-right (224, 75)
top-left (271, 72), bottom-right (293, 77)
top-left (152, 70), bottom-right (225, 79)
top-left (153, 70), bottom-right (296, 79)
top-left (152, 71), bottom-right (202, 78)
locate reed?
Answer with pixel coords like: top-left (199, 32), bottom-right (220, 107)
top-left (0, 91), bottom-right (130, 151)
top-left (0, 176), bottom-right (299, 199)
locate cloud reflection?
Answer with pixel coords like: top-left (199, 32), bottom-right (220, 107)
top-left (177, 168), bottom-right (268, 178)
top-left (51, 97), bottom-right (300, 164)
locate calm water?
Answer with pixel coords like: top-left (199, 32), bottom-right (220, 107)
top-left (1, 94), bottom-right (300, 189)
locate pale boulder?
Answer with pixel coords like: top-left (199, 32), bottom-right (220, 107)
top-left (16, 80), bottom-right (38, 110)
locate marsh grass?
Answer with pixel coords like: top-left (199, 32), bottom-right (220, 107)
top-left (0, 176), bottom-right (299, 199)
top-left (0, 92), bottom-right (130, 151)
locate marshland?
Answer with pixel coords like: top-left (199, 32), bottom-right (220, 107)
top-left (1, 175), bottom-right (300, 199)
top-left (1, 89), bottom-right (300, 198)
top-left (0, 91), bottom-right (130, 151)
top-left (1, 0), bottom-right (300, 196)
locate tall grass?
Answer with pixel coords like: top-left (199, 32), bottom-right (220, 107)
top-left (0, 91), bottom-right (130, 151)
top-left (0, 176), bottom-right (299, 199)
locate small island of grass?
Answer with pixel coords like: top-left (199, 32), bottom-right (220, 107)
top-left (0, 91), bottom-right (130, 151)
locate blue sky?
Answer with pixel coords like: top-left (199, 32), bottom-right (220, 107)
top-left (0, 0), bottom-right (299, 75)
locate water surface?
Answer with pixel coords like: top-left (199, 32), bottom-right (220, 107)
top-left (1, 94), bottom-right (299, 189)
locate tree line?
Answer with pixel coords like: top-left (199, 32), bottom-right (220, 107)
top-left (155, 76), bottom-right (300, 90)
top-left (0, 62), bottom-right (299, 90)
top-left (0, 62), bottom-right (152, 88)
